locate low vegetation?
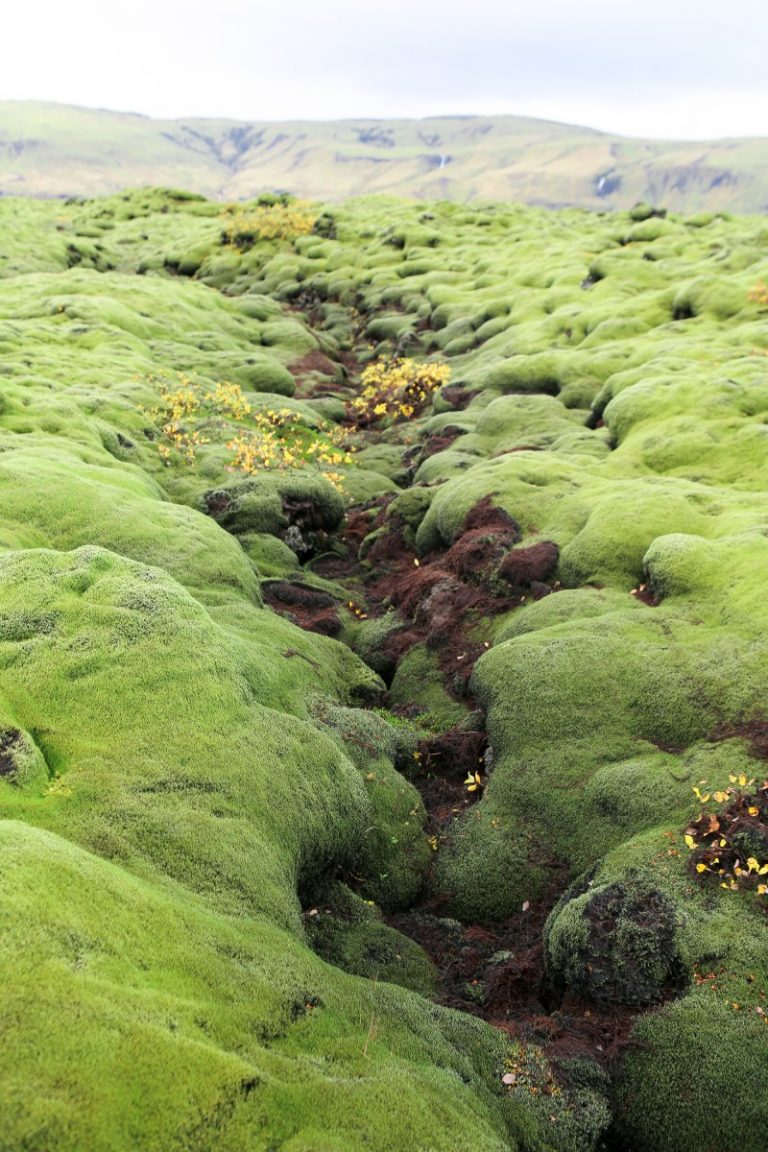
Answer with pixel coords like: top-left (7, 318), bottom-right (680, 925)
top-left (0, 184), bottom-right (767, 1150)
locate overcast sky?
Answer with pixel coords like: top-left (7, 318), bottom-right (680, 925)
top-left (4, 0), bottom-right (767, 139)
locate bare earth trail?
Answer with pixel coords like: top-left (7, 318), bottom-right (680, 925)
top-left (270, 332), bottom-right (669, 1130)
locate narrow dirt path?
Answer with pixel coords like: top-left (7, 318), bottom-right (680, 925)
top-left (308, 486), bottom-right (642, 1086)
top-left (263, 336), bottom-right (664, 1107)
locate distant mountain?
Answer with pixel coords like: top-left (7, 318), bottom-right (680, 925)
top-left (1, 100), bottom-right (767, 212)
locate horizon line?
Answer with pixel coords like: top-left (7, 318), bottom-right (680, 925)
top-left (3, 97), bottom-right (767, 146)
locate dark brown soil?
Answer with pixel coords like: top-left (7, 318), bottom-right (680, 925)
top-left (710, 717), bottom-right (768, 761)
top-left (310, 495), bottom-right (394, 582)
top-left (463, 494), bottom-right (521, 535)
top-left (360, 495), bottom-right (559, 696)
top-left (288, 350), bottom-right (344, 397)
top-left (270, 330), bottom-right (648, 1104)
top-left (419, 429), bottom-right (463, 460)
top-left (407, 723), bottom-right (488, 826)
top-left (389, 865), bottom-right (641, 1076)
top-left (262, 581), bottom-right (342, 637)
top-left (446, 527), bottom-right (522, 584)
top-left (438, 385), bottom-right (474, 411)
top-left (499, 541), bottom-right (560, 587)
top-left (0, 729), bottom-right (21, 777)
top-left (685, 780), bottom-right (768, 895)
top-left (631, 582), bottom-right (661, 606)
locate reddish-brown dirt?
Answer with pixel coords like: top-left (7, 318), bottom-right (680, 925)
top-left (418, 429), bottom-right (463, 459)
top-left (710, 717), bottom-right (768, 761)
top-left (288, 350), bottom-right (344, 398)
top-left (262, 580), bottom-right (343, 636)
top-left (498, 540), bottom-right (560, 586)
top-left (313, 486), bottom-right (667, 1082)
top-left (389, 865), bottom-right (642, 1078)
top-left (343, 495), bottom-right (561, 696)
top-left (263, 338), bottom-right (649, 1087)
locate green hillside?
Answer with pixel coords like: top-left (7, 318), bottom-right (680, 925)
top-left (2, 100), bottom-right (768, 212)
top-left (1, 187), bottom-right (768, 1150)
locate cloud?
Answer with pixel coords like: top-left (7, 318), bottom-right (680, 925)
top-left (2, 0), bottom-right (766, 139)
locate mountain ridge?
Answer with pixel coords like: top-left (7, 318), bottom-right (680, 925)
top-left (1, 100), bottom-right (767, 212)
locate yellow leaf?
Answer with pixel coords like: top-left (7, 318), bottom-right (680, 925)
top-left (684, 834), bottom-right (696, 850)
top-left (748, 806), bottom-right (759, 816)
top-left (695, 863), bottom-right (708, 874)
top-left (747, 857), bottom-right (759, 873)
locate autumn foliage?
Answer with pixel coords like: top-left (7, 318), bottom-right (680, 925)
top-left (220, 200), bottom-right (317, 250)
top-left (141, 376), bottom-right (353, 488)
top-left (350, 357), bottom-right (450, 426)
top-left (684, 775), bottom-right (768, 897)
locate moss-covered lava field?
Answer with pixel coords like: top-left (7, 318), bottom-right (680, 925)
top-left (1, 188), bottom-right (768, 1151)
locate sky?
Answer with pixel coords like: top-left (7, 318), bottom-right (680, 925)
top-left (3, 0), bottom-right (767, 139)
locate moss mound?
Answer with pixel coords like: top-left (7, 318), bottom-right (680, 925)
top-left (2, 187), bottom-right (768, 1150)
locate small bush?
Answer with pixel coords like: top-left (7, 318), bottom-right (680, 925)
top-left (748, 280), bottom-right (768, 307)
top-left (227, 408), bottom-right (354, 491)
top-left (350, 358), bottom-right (450, 426)
top-left (141, 376), bottom-right (354, 489)
top-left (221, 201), bottom-right (318, 250)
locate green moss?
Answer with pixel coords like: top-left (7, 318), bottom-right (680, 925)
top-left (388, 644), bottom-right (469, 731)
top-left (436, 804), bottom-right (548, 922)
top-left (238, 531), bottom-right (301, 578)
top-left (547, 824), bottom-right (768, 1151)
top-left (494, 587), bottom-right (639, 642)
top-left (5, 188), bottom-right (768, 1148)
top-left (352, 442), bottom-right (409, 486)
top-left (501, 1044), bottom-right (611, 1152)
top-left (353, 611), bottom-right (406, 681)
top-left (614, 996), bottom-right (768, 1151)
top-left (202, 472), bottom-right (345, 542)
top-left (306, 884), bottom-right (437, 996)
top-left (311, 703), bottom-right (428, 909)
top-left (0, 821), bottom-right (515, 1152)
top-left (386, 485), bottom-right (435, 532)
top-left (238, 358), bottom-right (297, 394)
